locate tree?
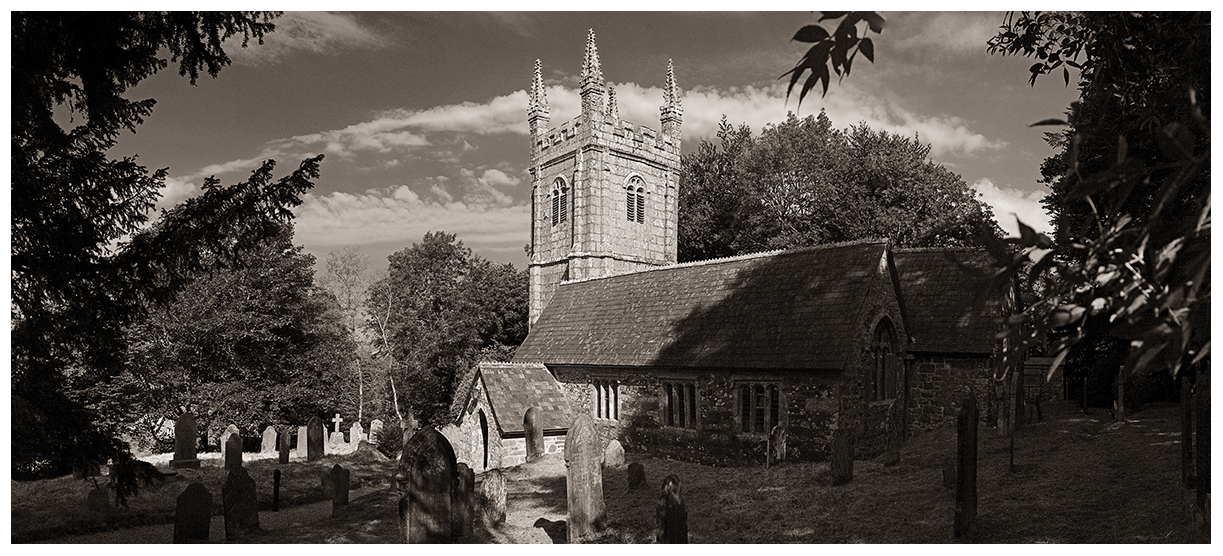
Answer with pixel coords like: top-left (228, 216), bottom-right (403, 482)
top-left (10, 12), bottom-right (328, 503)
top-left (367, 232), bottom-right (529, 425)
top-left (319, 246), bottom-right (377, 421)
top-left (783, 12), bottom-right (885, 106)
top-left (678, 111), bottom-right (1001, 261)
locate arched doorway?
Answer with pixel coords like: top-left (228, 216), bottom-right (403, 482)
top-left (478, 409), bottom-right (489, 471)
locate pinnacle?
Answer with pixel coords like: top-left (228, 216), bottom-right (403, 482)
top-left (606, 86), bottom-right (619, 120)
top-left (530, 58), bottom-right (548, 112)
top-left (581, 28), bottom-right (604, 87)
top-left (663, 59), bottom-right (681, 111)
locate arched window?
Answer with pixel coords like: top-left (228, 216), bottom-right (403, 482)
top-left (739, 382), bottom-right (781, 433)
top-left (868, 318), bottom-right (898, 402)
top-left (626, 176), bottom-right (645, 223)
top-left (551, 178), bottom-right (568, 226)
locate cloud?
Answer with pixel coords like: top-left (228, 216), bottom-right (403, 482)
top-left (226, 12), bottom-right (391, 65)
top-left (888, 12), bottom-right (1003, 57)
top-left (971, 178), bottom-right (1053, 237)
top-left (156, 176), bottom-right (200, 210)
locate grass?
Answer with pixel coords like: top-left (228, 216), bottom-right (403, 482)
top-left (12, 400), bottom-right (1209, 543)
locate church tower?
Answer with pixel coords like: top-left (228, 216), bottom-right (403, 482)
top-left (528, 29), bottom-right (683, 325)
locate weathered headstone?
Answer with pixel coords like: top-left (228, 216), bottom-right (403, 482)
top-left (524, 406), bottom-right (543, 461)
top-left (278, 429), bottom-right (291, 464)
top-left (219, 424), bottom-right (239, 455)
top-left (85, 487), bottom-right (109, 511)
top-left (222, 466), bottom-right (260, 540)
top-left (224, 431), bottom-right (243, 470)
top-left (261, 425), bottom-right (277, 453)
top-left (330, 464), bottom-right (351, 517)
top-left (297, 425), bottom-right (308, 457)
top-left (173, 482), bottom-right (212, 543)
top-left (350, 422), bottom-right (365, 447)
top-left (398, 428), bottom-right (456, 543)
top-left (477, 468), bottom-right (507, 526)
top-left (307, 417), bottom-right (324, 462)
top-left (767, 425), bottom-right (787, 468)
top-left (954, 395), bottom-right (979, 538)
top-left (627, 461), bottom-right (647, 488)
top-left (604, 439), bottom-right (625, 467)
top-left (830, 426), bottom-right (854, 485)
top-left (330, 431), bottom-right (346, 448)
top-left (565, 413), bottom-right (606, 542)
top-left (171, 412), bottom-right (201, 469)
top-left (452, 462), bottom-right (475, 539)
top-left (655, 475), bottom-right (688, 543)
top-left (370, 419), bottom-right (385, 444)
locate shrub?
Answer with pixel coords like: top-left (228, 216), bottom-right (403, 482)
top-left (376, 419), bottom-right (403, 459)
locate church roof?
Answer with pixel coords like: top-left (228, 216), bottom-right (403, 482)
top-left (475, 362), bottom-right (573, 434)
top-left (515, 240), bottom-right (898, 370)
top-left (892, 248), bottom-right (1005, 355)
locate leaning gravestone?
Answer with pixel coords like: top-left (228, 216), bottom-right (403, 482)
top-left (219, 424), bottom-right (239, 456)
top-left (627, 461), bottom-right (647, 488)
top-left (452, 462), bottom-right (475, 539)
top-left (223, 466), bottom-right (260, 540)
top-left (524, 406), bottom-right (543, 462)
top-left (954, 395), bottom-right (979, 538)
top-left (173, 482), bottom-right (212, 543)
top-left (297, 425), bottom-right (308, 457)
top-left (477, 468), bottom-right (507, 525)
top-left (398, 428), bottom-right (456, 543)
top-left (565, 413), bottom-right (606, 542)
top-left (604, 439), bottom-right (625, 467)
top-left (830, 426), bottom-right (854, 485)
top-left (278, 429), bottom-right (291, 464)
top-left (330, 464), bottom-right (351, 517)
top-left (171, 412), bottom-right (201, 469)
top-left (370, 419), bottom-right (384, 444)
top-left (224, 431), bottom-right (243, 470)
top-left (767, 425), bottom-right (787, 468)
top-left (655, 474), bottom-right (688, 543)
top-left (261, 426), bottom-right (277, 453)
top-left (307, 417), bottom-right (324, 462)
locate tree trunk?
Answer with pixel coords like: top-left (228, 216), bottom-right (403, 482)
top-left (1116, 365), bottom-right (1127, 421)
top-left (1195, 368), bottom-right (1209, 511)
top-left (1181, 370), bottom-right (1193, 487)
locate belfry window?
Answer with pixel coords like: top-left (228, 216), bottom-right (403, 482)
top-left (626, 177), bottom-right (645, 223)
top-left (551, 178), bottom-right (568, 227)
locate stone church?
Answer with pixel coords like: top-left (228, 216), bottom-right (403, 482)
top-left (446, 30), bottom-right (1007, 470)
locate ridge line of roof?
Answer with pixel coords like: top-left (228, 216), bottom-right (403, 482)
top-left (558, 238), bottom-right (890, 286)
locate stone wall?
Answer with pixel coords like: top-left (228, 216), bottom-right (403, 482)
top-left (498, 434), bottom-right (566, 468)
top-left (908, 355), bottom-right (995, 434)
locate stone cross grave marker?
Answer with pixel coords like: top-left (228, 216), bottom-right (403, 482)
top-left (604, 439), bottom-right (625, 467)
top-left (173, 482), bottom-right (212, 543)
top-left (219, 424), bottom-right (239, 456)
top-left (655, 474), bottom-right (688, 543)
top-left (477, 468), bottom-right (507, 526)
top-left (452, 462), bottom-right (475, 539)
top-left (831, 426), bottom-right (854, 485)
top-left (627, 461), bottom-right (647, 488)
top-left (260, 425), bottom-right (277, 453)
top-left (330, 464), bottom-right (351, 517)
top-left (524, 406), bottom-right (543, 462)
top-left (332, 413), bottom-right (344, 435)
top-left (350, 422), bottom-right (364, 448)
top-left (224, 430), bottom-right (243, 470)
top-left (307, 417), bottom-right (324, 461)
top-left (954, 394), bottom-right (979, 538)
top-left (171, 412), bottom-right (201, 469)
top-left (399, 428), bottom-right (456, 543)
top-left (297, 425), bottom-right (308, 457)
top-left (565, 412), bottom-right (606, 541)
top-left (278, 429), bottom-right (291, 464)
top-left (370, 419), bottom-right (384, 444)
top-left (222, 466), bottom-right (260, 540)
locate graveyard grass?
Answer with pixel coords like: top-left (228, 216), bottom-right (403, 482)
top-left (11, 401), bottom-right (1208, 543)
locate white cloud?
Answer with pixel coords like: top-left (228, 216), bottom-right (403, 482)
top-left (156, 176), bottom-right (199, 210)
top-left (888, 12), bottom-right (1003, 57)
top-left (971, 178), bottom-right (1053, 237)
top-left (226, 12), bottom-right (391, 65)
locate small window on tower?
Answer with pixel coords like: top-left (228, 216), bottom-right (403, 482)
top-left (552, 178), bottom-right (567, 226)
top-left (636, 188), bottom-right (645, 223)
top-left (627, 177), bottom-right (646, 224)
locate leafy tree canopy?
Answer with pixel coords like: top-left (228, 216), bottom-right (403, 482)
top-left (679, 111), bottom-right (1002, 262)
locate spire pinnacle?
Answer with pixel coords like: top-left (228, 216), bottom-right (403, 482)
top-left (660, 59), bottom-right (683, 137)
top-left (530, 59), bottom-right (548, 112)
top-left (580, 29), bottom-right (604, 88)
top-left (663, 59), bottom-right (682, 111)
top-left (606, 85), bottom-right (619, 120)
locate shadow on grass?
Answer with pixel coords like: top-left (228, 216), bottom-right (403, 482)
top-left (532, 517), bottom-right (568, 543)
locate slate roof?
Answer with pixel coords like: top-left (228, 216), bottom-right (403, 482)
top-left (892, 248), bottom-right (1004, 355)
top-left (515, 240), bottom-right (897, 370)
top-left (477, 362), bottom-right (573, 434)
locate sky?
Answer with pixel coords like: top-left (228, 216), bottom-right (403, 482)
top-left (109, 10), bottom-right (1084, 273)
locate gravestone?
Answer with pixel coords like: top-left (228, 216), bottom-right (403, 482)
top-left (260, 426), bottom-right (277, 453)
top-left (173, 482), bottom-right (212, 543)
top-left (219, 424), bottom-right (239, 455)
top-left (370, 419), bottom-right (385, 444)
top-left (524, 406), bottom-right (543, 461)
top-left (330, 431), bottom-right (346, 448)
top-left (86, 487), bottom-right (109, 511)
top-left (655, 474), bottom-right (688, 543)
top-left (954, 395), bottom-right (979, 538)
top-left (332, 413), bottom-right (344, 435)
top-left (398, 428), bottom-right (456, 543)
top-left (767, 425), bottom-right (787, 468)
top-left (477, 468), bottom-right (507, 525)
top-left (604, 439), bottom-right (625, 467)
top-left (307, 417), bottom-right (324, 462)
top-left (297, 425), bottom-right (308, 457)
top-left (330, 464), bottom-right (351, 517)
top-left (222, 466), bottom-right (260, 540)
top-left (452, 462), bottom-right (475, 539)
top-left (627, 461), bottom-right (647, 488)
top-left (171, 412), bottom-right (201, 469)
top-left (565, 413), bottom-right (606, 542)
top-left (321, 469), bottom-right (336, 499)
top-left (224, 431), bottom-right (243, 470)
top-left (350, 422), bottom-right (365, 447)
top-left (278, 429), bottom-right (291, 464)
top-left (830, 426), bottom-right (854, 485)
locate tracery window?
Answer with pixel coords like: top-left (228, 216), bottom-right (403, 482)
top-left (867, 317), bottom-right (898, 403)
top-left (551, 178), bottom-right (568, 227)
top-left (662, 382), bottom-right (697, 429)
top-left (739, 383), bottom-right (781, 433)
top-left (626, 176), bottom-right (645, 223)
